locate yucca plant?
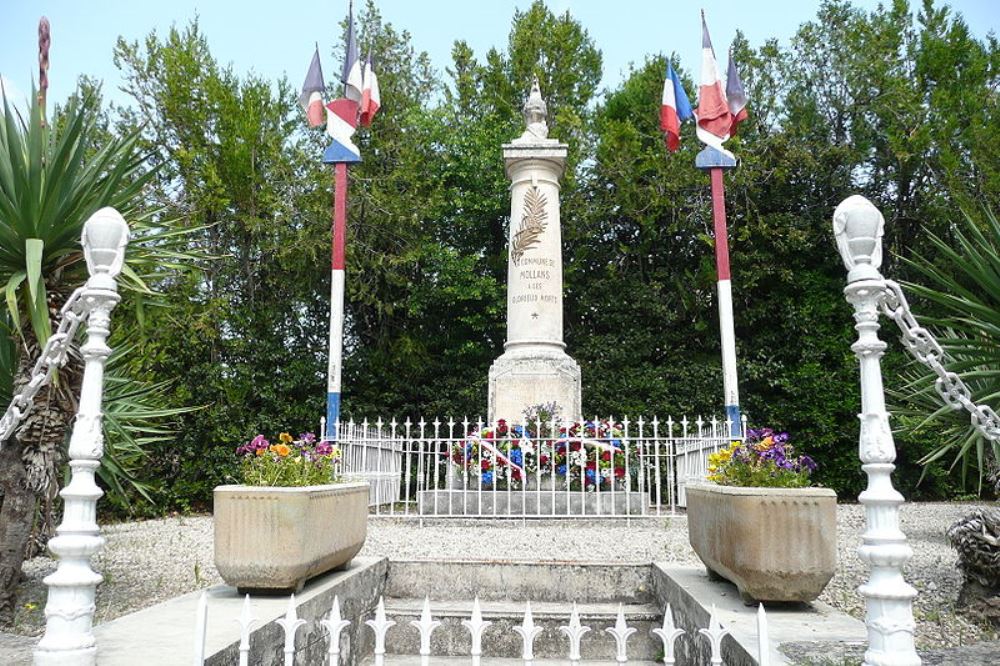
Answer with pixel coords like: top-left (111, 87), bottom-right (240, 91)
top-left (0, 86), bottom-right (200, 623)
top-left (891, 209), bottom-right (1000, 493)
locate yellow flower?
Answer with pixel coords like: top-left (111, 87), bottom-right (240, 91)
top-left (273, 444), bottom-right (291, 457)
top-left (279, 432), bottom-right (293, 444)
top-left (255, 448), bottom-right (265, 456)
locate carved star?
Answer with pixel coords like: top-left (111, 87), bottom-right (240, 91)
top-left (531, 312), bottom-right (539, 319)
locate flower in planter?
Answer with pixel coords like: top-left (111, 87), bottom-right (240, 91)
top-left (707, 428), bottom-right (817, 488)
top-left (236, 432), bottom-right (341, 487)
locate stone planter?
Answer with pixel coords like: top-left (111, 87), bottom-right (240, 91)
top-left (214, 481), bottom-right (369, 593)
top-left (686, 483), bottom-right (837, 603)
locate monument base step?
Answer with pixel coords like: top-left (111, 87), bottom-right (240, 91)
top-left (362, 658), bottom-right (662, 665)
top-left (416, 489), bottom-right (647, 516)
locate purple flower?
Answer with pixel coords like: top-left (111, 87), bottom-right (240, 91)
top-left (774, 432), bottom-right (789, 444)
top-left (800, 455), bottom-right (818, 471)
top-left (300, 432), bottom-right (317, 444)
top-left (315, 441), bottom-right (334, 457)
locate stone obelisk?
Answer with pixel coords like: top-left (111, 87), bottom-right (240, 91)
top-left (488, 77), bottom-right (582, 423)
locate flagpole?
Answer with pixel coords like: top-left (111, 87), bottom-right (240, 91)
top-left (697, 148), bottom-right (741, 436)
top-left (326, 162), bottom-right (348, 441)
top-left (315, 0), bottom-right (368, 442)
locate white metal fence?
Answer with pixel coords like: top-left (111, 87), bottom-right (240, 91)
top-left (335, 416), bottom-right (745, 518)
top-left (337, 420), bottom-right (404, 507)
top-left (194, 592), bottom-right (771, 665)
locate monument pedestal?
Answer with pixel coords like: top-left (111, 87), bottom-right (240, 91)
top-left (486, 77), bottom-right (582, 424)
top-left (488, 347), bottom-right (581, 423)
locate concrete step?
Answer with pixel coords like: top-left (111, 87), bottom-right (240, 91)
top-left (381, 597), bottom-right (662, 660)
top-left (386, 560), bottom-right (655, 603)
top-left (362, 658), bottom-right (662, 665)
top-left (417, 489), bottom-right (648, 516)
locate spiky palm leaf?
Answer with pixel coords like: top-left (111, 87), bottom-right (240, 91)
top-left (0, 86), bottom-right (205, 503)
top-left (0, 89), bottom-right (153, 345)
top-left (891, 209), bottom-right (1000, 491)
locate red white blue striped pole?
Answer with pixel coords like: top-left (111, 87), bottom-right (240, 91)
top-left (697, 148), bottom-right (741, 436)
top-left (326, 162), bottom-right (349, 441)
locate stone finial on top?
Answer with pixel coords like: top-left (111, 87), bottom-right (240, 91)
top-left (519, 75), bottom-right (549, 141)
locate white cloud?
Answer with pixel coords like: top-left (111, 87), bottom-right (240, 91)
top-left (0, 74), bottom-right (28, 111)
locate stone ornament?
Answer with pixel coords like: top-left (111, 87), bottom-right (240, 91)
top-left (510, 185), bottom-right (548, 265)
top-left (833, 194), bottom-right (884, 283)
top-left (519, 75), bottom-right (548, 141)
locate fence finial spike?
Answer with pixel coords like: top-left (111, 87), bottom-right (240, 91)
top-left (236, 594), bottom-right (257, 665)
top-left (461, 596), bottom-right (492, 660)
top-left (559, 602), bottom-right (591, 661)
top-left (757, 603), bottom-right (770, 666)
top-left (321, 595), bottom-right (351, 660)
top-left (651, 602), bottom-right (685, 664)
top-left (513, 599), bottom-right (543, 661)
top-left (409, 596), bottom-right (441, 659)
top-left (365, 596), bottom-right (396, 662)
top-left (193, 590), bottom-right (208, 666)
top-left (275, 594), bottom-right (306, 666)
top-left (698, 605), bottom-right (730, 665)
top-left (605, 603), bottom-right (637, 663)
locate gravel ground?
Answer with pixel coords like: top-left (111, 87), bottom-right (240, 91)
top-left (5, 502), bottom-right (998, 653)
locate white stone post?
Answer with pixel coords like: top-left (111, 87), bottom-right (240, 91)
top-left (34, 207), bottom-right (129, 666)
top-left (488, 76), bottom-right (582, 422)
top-left (834, 195), bottom-right (920, 666)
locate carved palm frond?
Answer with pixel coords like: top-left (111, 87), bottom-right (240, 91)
top-left (510, 186), bottom-right (548, 266)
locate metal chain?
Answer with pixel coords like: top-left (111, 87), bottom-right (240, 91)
top-left (880, 279), bottom-right (1000, 442)
top-left (0, 286), bottom-right (88, 448)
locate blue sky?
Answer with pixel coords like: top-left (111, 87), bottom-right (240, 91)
top-left (1, 1), bottom-right (997, 110)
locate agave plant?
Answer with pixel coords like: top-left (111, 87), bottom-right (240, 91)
top-left (0, 86), bottom-right (201, 622)
top-left (891, 209), bottom-right (1000, 492)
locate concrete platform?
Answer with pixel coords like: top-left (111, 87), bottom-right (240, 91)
top-left (93, 556), bottom-right (388, 665)
top-left (417, 489), bottom-right (647, 516)
top-left (651, 565), bottom-right (868, 665)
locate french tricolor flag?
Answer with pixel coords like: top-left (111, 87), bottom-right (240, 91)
top-left (694, 11), bottom-right (734, 153)
top-left (299, 47), bottom-right (326, 127)
top-left (323, 98), bottom-right (361, 163)
top-left (726, 47), bottom-right (748, 137)
top-left (660, 60), bottom-right (693, 152)
top-left (360, 51), bottom-right (381, 127)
